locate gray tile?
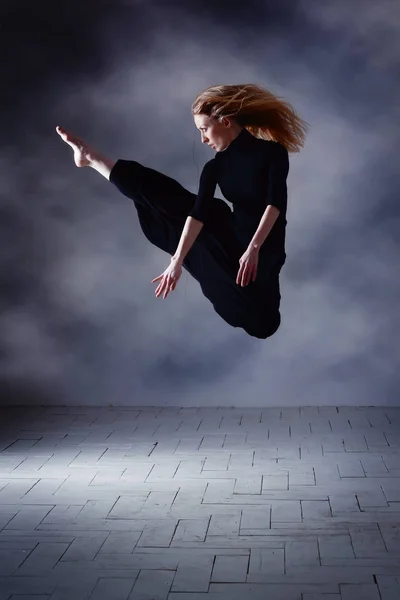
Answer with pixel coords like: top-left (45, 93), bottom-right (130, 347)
top-left (172, 518), bottom-right (209, 543)
top-left (375, 575), bottom-right (400, 600)
top-left (171, 554), bottom-right (213, 592)
top-left (286, 540), bottom-right (320, 567)
top-left (211, 554), bottom-right (248, 582)
top-left (99, 531), bottom-right (142, 554)
top-left (4, 505), bottom-right (53, 531)
top-left (248, 547), bottom-right (284, 575)
top-left (207, 513), bottom-right (241, 536)
top-left (89, 577), bottom-right (137, 600)
top-left (340, 583), bottom-right (381, 599)
top-left (128, 569), bottom-right (174, 599)
top-left (10, 596), bottom-right (52, 600)
top-left (302, 595), bottom-right (341, 600)
top-left (0, 406), bottom-right (399, 598)
top-left (0, 547), bottom-right (31, 576)
top-left (60, 534), bottom-right (107, 561)
top-left (318, 533), bottom-right (354, 560)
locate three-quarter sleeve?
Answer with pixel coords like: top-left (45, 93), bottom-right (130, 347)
top-left (188, 159), bottom-right (218, 224)
top-left (266, 143), bottom-right (289, 212)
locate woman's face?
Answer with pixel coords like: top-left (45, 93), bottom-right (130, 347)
top-left (193, 114), bottom-right (232, 152)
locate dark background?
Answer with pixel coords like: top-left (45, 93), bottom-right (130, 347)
top-left (1, 0), bottom-right (399, 406)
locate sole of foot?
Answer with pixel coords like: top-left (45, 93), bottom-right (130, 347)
top-left (56, 126), bottom-right (92, 167)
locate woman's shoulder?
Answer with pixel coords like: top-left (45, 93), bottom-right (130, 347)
top-left (257, 138), bottom-right (288, 154)
top-left (199, 158), bottom-right (218, 182)
top-left (256, 139), bottom-right (289, 164)
top-left (201, 158), bottom-right (217, 173)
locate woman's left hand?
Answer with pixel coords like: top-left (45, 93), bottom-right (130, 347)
top-left (237, 247), bottom-right (259, 287)
top-left (152, 258), bottom-right (183, 299)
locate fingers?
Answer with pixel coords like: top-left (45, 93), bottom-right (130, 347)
top-left (237, 263), bottom-right (250, 287)
top-left (161, 279), bottom-right (175, 299)
top-left (154, 275), bottom-right (177, 299)
top-left (236, 264), bottom-right (244, 285)
top-left (155, 281), bottom-right (166, 297)
top-left (237, 264), bottom-right (257, 287)
top-left (242, 269), bottom-right (250, 287)
top-left (152, 264), bottom-right (181, 299)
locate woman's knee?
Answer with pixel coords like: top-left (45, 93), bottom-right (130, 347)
top-left (245, 311), bottom-right (281, 340)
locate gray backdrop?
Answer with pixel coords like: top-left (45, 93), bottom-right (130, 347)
top-left (1, 0), bottom-right (399, 407)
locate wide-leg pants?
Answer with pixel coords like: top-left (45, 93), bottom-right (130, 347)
top-left (110, 159), bottom-right (283, 339)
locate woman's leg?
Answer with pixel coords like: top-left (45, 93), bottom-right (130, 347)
top-left (110, 159), bottom-right (281, 339)
top-left (56, 127), bottom-right (116, 178)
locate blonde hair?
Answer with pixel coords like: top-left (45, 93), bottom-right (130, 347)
top-left (191, 83), bottom-right (309, 153)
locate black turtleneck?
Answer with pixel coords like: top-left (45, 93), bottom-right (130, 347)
top-left (188, 128), bottom-right (289, 263)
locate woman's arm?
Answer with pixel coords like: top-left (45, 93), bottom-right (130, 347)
top-left (237, 205), bottom-right (280, 287)
top-left (237, 144), bottom-right (289, 286)
top-left (172, 158), bottom-right (217, 263)
top-left (152, 160), bottom-right (214, 297)
top-left (248, 143), bottom-right (289, 251)
top-left (248, 205), bottom-right (280, 250)
top-left (172, 216), bottom-right (204, 264)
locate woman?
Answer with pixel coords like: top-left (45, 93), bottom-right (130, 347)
top-left (56, 84), bottom-right (308, 339)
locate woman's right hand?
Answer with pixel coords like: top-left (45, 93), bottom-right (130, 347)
top-left (152, 258), bottom-right (183, 299)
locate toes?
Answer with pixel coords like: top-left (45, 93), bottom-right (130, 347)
top-left (56, 126), bottom-right (71, 141)
top-left (56, 127), bottom-right (67, 140)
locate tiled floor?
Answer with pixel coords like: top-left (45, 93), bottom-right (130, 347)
top-left (0, 406), bottom-right (399, 600)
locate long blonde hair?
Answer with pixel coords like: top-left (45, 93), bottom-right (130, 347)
top-left (191, 83), bottom-right (309, 153)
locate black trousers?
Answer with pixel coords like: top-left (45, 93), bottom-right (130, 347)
top-left (110, 159), bottom-right (282, 339)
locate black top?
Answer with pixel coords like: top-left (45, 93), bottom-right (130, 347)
top-left (189, 127), bottom-right (289, 264)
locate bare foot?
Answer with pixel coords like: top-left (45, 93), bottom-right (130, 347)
top-left (56, 126), bottom-right (94, 167)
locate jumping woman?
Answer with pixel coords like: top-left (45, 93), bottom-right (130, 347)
top-left (56, 84), bottom-right (308, 339)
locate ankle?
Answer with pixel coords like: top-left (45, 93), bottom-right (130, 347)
top-left (89, 155), bottom-right (116, 180)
